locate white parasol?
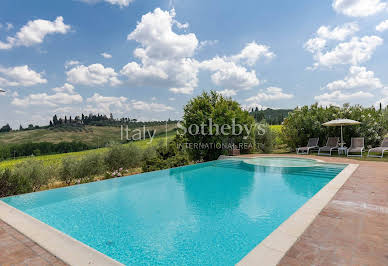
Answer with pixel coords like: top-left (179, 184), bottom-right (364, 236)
top-left (322, 119), bottom-right (361, 147)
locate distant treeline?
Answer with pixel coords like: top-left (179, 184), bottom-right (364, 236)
top-left (0, 141), bottom-right (90, 161)
top-left (49, 113), bottom-right (178, 128)
top-left (249, 108), bottom-right (293, 125)
top-left (0, 113), bottom-right (179, 131)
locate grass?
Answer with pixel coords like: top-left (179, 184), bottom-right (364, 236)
top-left (0, 124), bottom-right (177, 146)
top-left (0, 130), bottom-right (176, 170)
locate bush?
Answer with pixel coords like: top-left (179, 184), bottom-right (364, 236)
top-left (12, 159), bottom-right (51, 192)
top-left (76, 153), bottom-right (105, 182)
top-left (59, 157), bottom-right (78, 185)
top-left (0, 168), bottom-right (32, 197)
top-left (255, 122), bottom-right (274, 153)
top-left (282, 104), bottom-right (388, 150)
top-left (104, 144), bottom-right (142, 170)
top-left (142, 136), bottom-right (190, 172)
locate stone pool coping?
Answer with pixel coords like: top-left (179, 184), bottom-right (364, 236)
top-left (237, 159), bottom-right (359, 265)
top-left (0, 201), bottom-right (123, 266)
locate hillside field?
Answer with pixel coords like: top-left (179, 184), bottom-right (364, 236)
top-left (0, 124), bottom-right (176, 146)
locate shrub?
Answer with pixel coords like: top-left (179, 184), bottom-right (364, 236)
top-left (104, 144), bottom-right (142, 170)
top-left (142, 136), bottom-right (190, 172)
top-left (12, 159), bottom-right (51, 192)
top-left (59, 157), bottom-right (78, 185)
top-left (282, 104), bottom-right (388, 150)
top-left (0, 168), bottom-right (32, 197)
top-left (255, 122), bottom-right (274, 153)
top-left (76, 153), bottom-right (105, 182)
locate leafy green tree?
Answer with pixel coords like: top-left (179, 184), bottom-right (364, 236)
top-left (282, 103), bottom-right (388, 150)
top-left (182, 91), bottom-right (255, 161)
top-left (0, 124), bottom-right (11, 132)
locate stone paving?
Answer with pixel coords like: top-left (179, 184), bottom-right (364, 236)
top-left (0, 219), bottom-right (66, 266)
top-left (0, 155), bottom-right (387, 265)
top-left (278, 156), bottom-right (388, 266)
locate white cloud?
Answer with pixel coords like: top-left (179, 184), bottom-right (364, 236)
top-left (121, 8), bottom-right (273, 94)
top-left (52, 83), bottom-right (75, 93)
top-left (314, 90), bottom-right (374, 106)
top-left (304, 23), bottom-right (359, 53)
top-left (310, 36), bottom-right (383, 68)
top-left (332, 0), bottom-right (387, 17)
top-left (85, 93), bottom-right (173, 114)
top-left (79, 0), bottom-right (133, 7)
top-left (317, 23), bottom-right (359, 41)
top-left (198, 40), bottom-right (218, 49)
top-left (231, 42), bottom-right (275, 66)
top-left (86, 93), bottom-right (128, 114)
top-left (66, 63), bottom-right (121, 86)
top-left (217, 89), bottom-right (237, 97)
top-left (101, 52), bottom-right (112, 59)
top-left (325, 66), bottom-right (383, 90)
top-left (12, 92), bottom-right (82, 107)
top-left (130, 100), bottom-right (174, 111)
top-left (200, 57), bottom-right (259, 90)
top-left (246, 87), bottom-right (294, 102)
top-left (121, 8), bottom-right (200, 94)
top-left (65, 60), bottom-right (81, 69)
top-left (376, 19), bottom-right (388, 32)
top-left (0, 16), bottom-right (71, 50)
top-left (0, 65), bottom-right (47, 87)
top-left (127, 8), bottom-right (198, 60)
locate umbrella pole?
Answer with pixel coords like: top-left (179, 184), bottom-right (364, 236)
top-left (341, 125), bottom-right (343, 147)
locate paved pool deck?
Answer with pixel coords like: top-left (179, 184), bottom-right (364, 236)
top-left (0, 154), bottom-right (387, 265)
top-left (277, 155), bottom-right (388, 265)
top-left (0, 219), bottom-right (66, 265)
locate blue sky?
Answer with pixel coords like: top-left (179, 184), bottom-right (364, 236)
top-left (1, 0), bottom-right (388, 127)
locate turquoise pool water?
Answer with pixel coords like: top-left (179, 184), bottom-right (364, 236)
top-left (2, 158), bottom-right (346, 265)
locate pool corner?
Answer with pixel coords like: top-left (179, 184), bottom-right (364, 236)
top-left (237, 163), bottom-right (359, 266)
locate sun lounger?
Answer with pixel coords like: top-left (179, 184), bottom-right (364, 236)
top-left (318, 137), bottom-right (339, 156)
top-left (297, 138), bottom-right (319, 155)
top-left (367, 137), bottom-right (388, 158)
top-left (347, 137), bottom-right (364, 157)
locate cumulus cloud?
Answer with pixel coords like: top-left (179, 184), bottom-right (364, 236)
top-left (127, 8), bottom-right (198, 60)
top-left (121, 8), bottom-right (273, 94)
top-left (376, 19), bottom-right (388, 32)
top-left (79, 0), bottom-right (133, 7)
top-left (308, 35), bottom-right (383, 68)
top-left (246, 87), bottom-right (294, 103)
top-left (52, 83), bottom-right (75, 93)
top-left (201, 57), bottom-right (259, 90)
top-left (325, 66), bottom-right (383, 90)
top-left (0, 16), bottom-right (71, 50)
top-left (314, 90), bottom-right (373, 106)
top-left (217, 89), bottom-right (237, 97)
top-left (65, 60), bottom-right (81, 69)
top-left (121, 8), bottom-right (200, 94)
top-left (231, 41), bottom-right (274, 66)
top-left (12, 92), bottom-right (82, 107)
top-left (332, 0), bottom-right (387, 17)
top-left (85, 93), bottom-right (173, 114)
top-left (101, 52), bottom-right (112, 59)
top-left (66, 63), bottom-right (121, 86)
top-left (0, 65), bottom-right (47, 87)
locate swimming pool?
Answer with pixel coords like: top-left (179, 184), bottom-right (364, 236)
top-left (2, 157), bottom-right (346, 265)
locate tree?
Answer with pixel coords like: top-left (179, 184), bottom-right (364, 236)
top-left (182, 91), bottom-right (255, 161)
top-left (53, 115), bottom-right (58, 126)
top-left (0, 124), bottom-right (11, 132)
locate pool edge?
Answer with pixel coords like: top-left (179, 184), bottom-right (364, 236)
top-left (237, 163), bottom-right (359, 266)
top-left (0, 201), bottom-right (123, 266)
